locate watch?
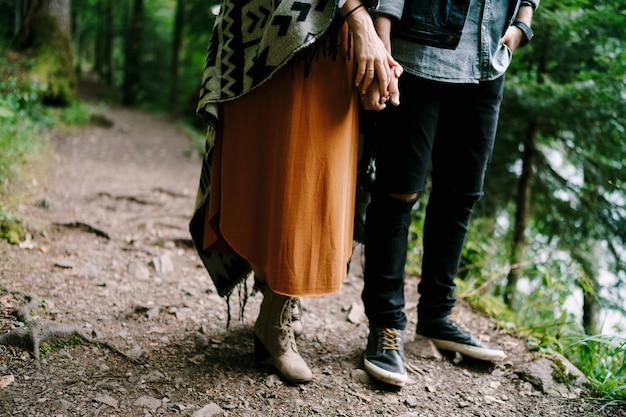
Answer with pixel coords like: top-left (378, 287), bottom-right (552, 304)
top-left (512, 20), bottom-right (534, 46)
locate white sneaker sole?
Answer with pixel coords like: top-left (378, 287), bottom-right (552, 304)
top-left (364, 359), bottom-right (407, 387)
top-left (430, 338), bottom-right (506, 362)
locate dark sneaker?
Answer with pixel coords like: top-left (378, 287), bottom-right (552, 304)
top-left (416, 316), bottom-right (506, 362)
top-left (363, 327), bottom-right (407, 387)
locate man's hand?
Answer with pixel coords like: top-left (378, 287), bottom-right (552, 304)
top-left (501, 6), bottom-right (534, 52)
top-left (360, 64), bottom-right (403, 111)
top-left (500, 25), bottom-right (524, 52)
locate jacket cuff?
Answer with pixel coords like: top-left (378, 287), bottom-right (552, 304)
top-left (375, 0), bottom-right (403, 20)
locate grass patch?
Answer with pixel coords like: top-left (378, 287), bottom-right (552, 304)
top-left (39, 334), bottom-right (88, 357)
top-left (564, 333), bottom-right (626, 402)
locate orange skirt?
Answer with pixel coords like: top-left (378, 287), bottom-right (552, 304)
top-left (203, 26), bottom-right (358, 297)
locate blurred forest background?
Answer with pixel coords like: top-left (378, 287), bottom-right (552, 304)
top-left (0, 0), bottom-right (624, 402)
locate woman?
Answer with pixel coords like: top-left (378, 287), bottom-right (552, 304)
top-left (189, 0), bottom-right (401, 384)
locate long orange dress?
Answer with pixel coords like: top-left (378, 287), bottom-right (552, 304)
top-left (202, 26), bottom-right (358, 297)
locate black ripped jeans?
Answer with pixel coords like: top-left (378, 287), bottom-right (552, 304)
top-left (362, 74), bottom-right (505, 330)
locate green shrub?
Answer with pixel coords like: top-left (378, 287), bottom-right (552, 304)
top-left (0, 51), bottom-right (91, 244)
top-left (0, 52), bottom-right (91, 187)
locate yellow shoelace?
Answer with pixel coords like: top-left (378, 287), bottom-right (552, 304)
top-left (381, 328), bottom-right (401, 351)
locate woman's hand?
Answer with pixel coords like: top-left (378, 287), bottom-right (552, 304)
top-left (342, 2), bottom-right (398, 98)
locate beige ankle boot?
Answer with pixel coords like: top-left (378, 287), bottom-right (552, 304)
top-left (255, 279), bottom-right (303, 337)
top-left (254, 289), bottom-right (312, 383)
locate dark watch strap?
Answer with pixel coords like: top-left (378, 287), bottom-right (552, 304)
top-left (512, 20), bottom-right (534, 46)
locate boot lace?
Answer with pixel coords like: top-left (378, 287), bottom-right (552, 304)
top-left (381, 328), bottom-right (401, 351)
top-left (290, 297), bottom-right (302, 322)
top-left (279, 297), bottom-right (299, 352)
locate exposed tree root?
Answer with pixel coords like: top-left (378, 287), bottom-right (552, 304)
top-left (51, 221), bottom-right (111, 239)
top-left (96, 191), bottom-right (161, 206)
top-left (152, 187), bottom-right (190, 198)
top-left (0, 284), bottom-right (138, 367)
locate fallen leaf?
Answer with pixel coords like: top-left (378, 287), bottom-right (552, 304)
top-left (0, 374), bottom-right (15, 388)
top-left (354, 392), bottom-right (371, 402)
top-left (189, 354), bottom-right (205, 365)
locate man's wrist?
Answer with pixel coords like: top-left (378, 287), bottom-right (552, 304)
top-left (512, 20), bottom-right (534, 46)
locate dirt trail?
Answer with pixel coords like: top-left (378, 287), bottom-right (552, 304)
top-left (0, 100), bottom-right (621, 416)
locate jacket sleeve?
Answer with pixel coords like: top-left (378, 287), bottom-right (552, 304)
top-left (376, 0), bottom-right (404, 20)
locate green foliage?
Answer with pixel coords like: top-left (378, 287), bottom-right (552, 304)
top-left (140, 0), bottom-right (219, 113)
top-left (0, 56), bottom-right (47, 186)
top-left (54, 101), bottom-right (93, 125)
top-left (500, 0), bottom-right (626, 293)
top-left (70, 0), bottom-right (219, 116)
top-left (0, 212), bottom-right (28, 245)
top-left (0, 54), bottom-right (90, 186)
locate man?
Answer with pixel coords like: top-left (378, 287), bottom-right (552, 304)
top-left (360, 0), bottom-right (539, 387)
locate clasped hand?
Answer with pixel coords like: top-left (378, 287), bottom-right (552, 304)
top-left (345, 4), bottom-right (403, 111)
top-left (359, 63), bottom-right (403, 111)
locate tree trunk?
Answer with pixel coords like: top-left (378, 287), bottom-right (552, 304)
top-left (15, 0), bottom-right (70, 46)
top-left (582, 259), bottom-right (601, 336)
top-left (70, 0), bottom-right (80, 75)
top-left (122, 0), bottom-right (144, 106)
top-left (503, 42), bottom-right (550, 309)
top-left (102, 0), bottom-right (114, 85)
top-left (579, 161), bottom-right (604, 335)
top-left (94, 0), bottom-right (114, 85)
top-left (14, 0), bottom-right (43, 49)
top-left (12, 0), bottom-right (29, 37)
top-left (504, 123), bottom-right (537, 308)
top-left (170, 0), bottom-right (185, 112)
top-left (46, 0), bottom-right (71, 33)
top-left (571, 209), bottom-right (602, 335)
top-left (14, 0), bottom-right (77, 105)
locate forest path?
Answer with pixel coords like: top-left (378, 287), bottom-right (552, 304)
top-left (0, 91), bottom-right (615, 416)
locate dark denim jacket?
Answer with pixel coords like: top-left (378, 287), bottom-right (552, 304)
top-left (380, 0), bottom-right (539, 49)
